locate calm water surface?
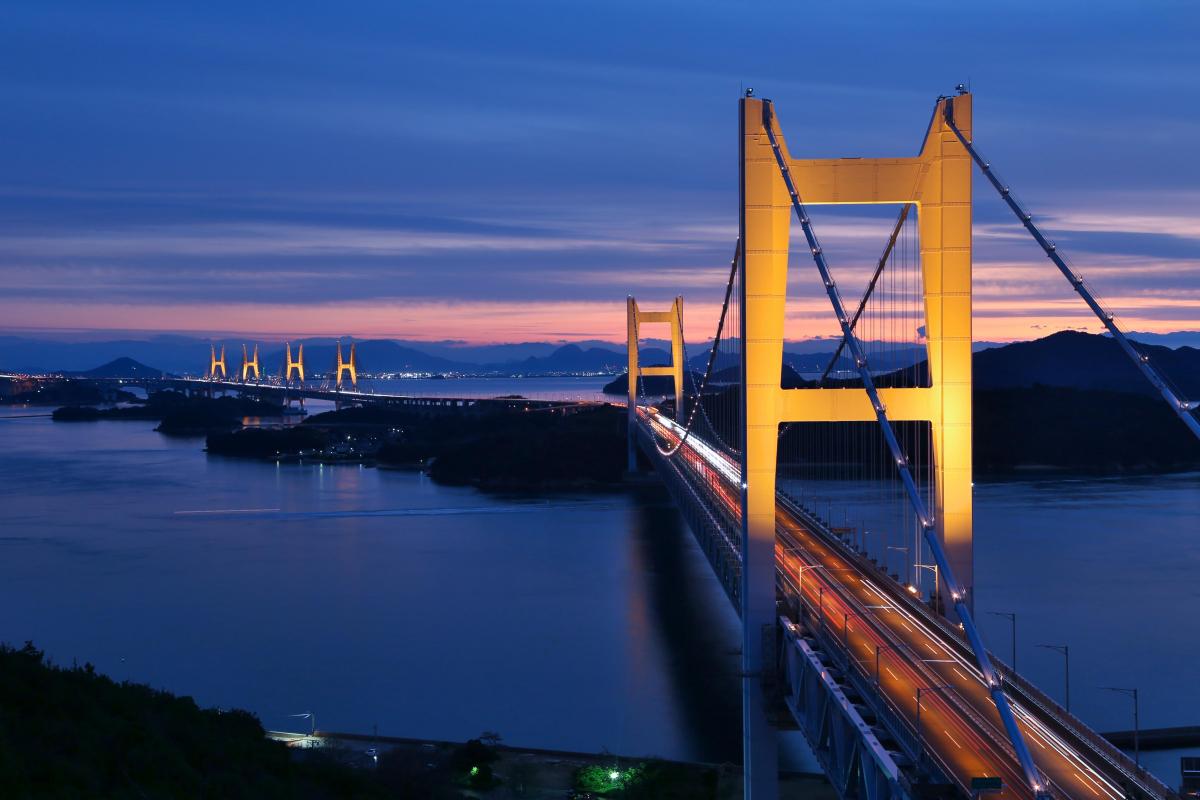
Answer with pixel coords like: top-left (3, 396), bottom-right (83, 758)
top-left (0, 399), bottom-right (1196, 784)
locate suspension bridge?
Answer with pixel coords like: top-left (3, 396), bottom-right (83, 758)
top-left (627, 91), bottom-right (1197, 800)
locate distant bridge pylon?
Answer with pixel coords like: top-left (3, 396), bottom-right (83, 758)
top-left (626, 295), bottom-right (684, 470)
top-left (241, 344), bottom-right (260, 382)
top-left (208, 344), bottom-right (226, 379)
top-left (335, 340), bottom-right (357, 389)
top-left (284, 342), bottom-right (304, 383)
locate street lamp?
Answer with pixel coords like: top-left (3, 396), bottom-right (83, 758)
top-left (289, 711), bottom-right (317, 737)
top-left (916, 683), bottom-right (954, 764)
top-left (1102, 687), bottom-right (1140, 769)
top-left (987, 611), bottom-right (1017, 672)
top-left (794, 563), bottom-right (825, 598)
top-left (1036, 644), bottom-right (1070, 712)
top-left (915, 562), bottom-right (938, 607)
top-left (887, 545), bottom-right (910, 586)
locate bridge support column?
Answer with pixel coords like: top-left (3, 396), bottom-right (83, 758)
top-left (626, 296), bottom-right (685, 472)
top-left (739, 98), bottom-right (783, 800)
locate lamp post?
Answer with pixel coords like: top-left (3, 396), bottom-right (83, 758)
top-left (289, 712), bottom-right (317, 737)
top-left (1102, 687), bottom-right (1140, 769)
top-left (915, 563), bottom-right (938, 609)
top-left (916, 684), bottom-right (954, 765)
top-left (987, 611), bottom-right (1017, 673)
top-left (795, 563), bottom-right (824, 599)
top-left (887, 545), bottom-right (909, 586)
top-left (1036, 644), bottom-right (1070, 712)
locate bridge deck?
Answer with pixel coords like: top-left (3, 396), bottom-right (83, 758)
top-left (638, 408), bottom-right (1174, 800)
top-left (153, 377), bottom-right (604, 413)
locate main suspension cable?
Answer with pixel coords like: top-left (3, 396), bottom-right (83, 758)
top-left (641, 240), bottom-right (740, 457)
top-left (942, 96), bottom-right (1200, 443)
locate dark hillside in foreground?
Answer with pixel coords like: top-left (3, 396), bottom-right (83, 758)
top-left (0, 642), bottom-right (386, 799)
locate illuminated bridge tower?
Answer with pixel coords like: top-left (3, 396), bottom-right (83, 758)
top-left (208, 344), bottom-right (227, 380)
top-left (737, 92), bottom-right (974, 797)
top-left (335, 340), bottom-right (357, 389)
top-left (284, 342), bottom-right (305, 383)
top-left (626, 295), bottom-right (684, 470)
top-left (241, 344), bottom-right (260, 382)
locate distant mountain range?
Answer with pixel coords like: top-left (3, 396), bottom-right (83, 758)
top-left (973, 330), bottom-right (1200, 398)
top-left (2, 330), bottom-right (1198, 387)
top-left (67, 357), bottom-right (174, 380)
top-left (605, 331), bottom-right (1200, 400)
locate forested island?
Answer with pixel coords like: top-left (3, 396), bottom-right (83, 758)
top-left (52, 390), bottom-right (287, 435)
top-left (207, 404), bottom-right (629, 490)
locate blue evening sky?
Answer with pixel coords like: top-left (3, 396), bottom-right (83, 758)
top-left (0, 0), bottom-right (1197, 342)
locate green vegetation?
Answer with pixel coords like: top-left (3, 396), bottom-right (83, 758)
top-left (573, 759), bottom-right (722, 798)
top-left (0, 642), bottom-right (816, 798)
top-left (0, 641), bottom-right (387, 799)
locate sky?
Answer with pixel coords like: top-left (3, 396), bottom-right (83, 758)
top-left (1, 0), bottom-right (1198, 345)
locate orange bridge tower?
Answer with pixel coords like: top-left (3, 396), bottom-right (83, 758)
top-left (335, 340), bottom-right (357, 389)
top-left (208, 344), bottom-right (227, 379)
top-left (241, 344), bottom-right (260, 381)
top-left (284, 342), bottom-right (305, 383)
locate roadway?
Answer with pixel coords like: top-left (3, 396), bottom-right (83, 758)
top-left (153, 376), bottom-right (603, 413)
top-left (641, 409), bottom-right (1175, 800)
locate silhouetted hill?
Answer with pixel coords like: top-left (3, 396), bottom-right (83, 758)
top-left (974, 330), bottom-right (1200, 397)
top-left (0, 641), bottom-right (388, 798)
top-left (261, 340), bottom-right (469, 375)
top-left (808, 331), bottom-right (1199, 397)
top-left (604, 363), bottom-right (807, 395)
top-left (495, 344), bottom-right (627, 374)
top-left (602, 370), bottom-right (706, 396)
top-left (70, 357), bottom-right (171, 379)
